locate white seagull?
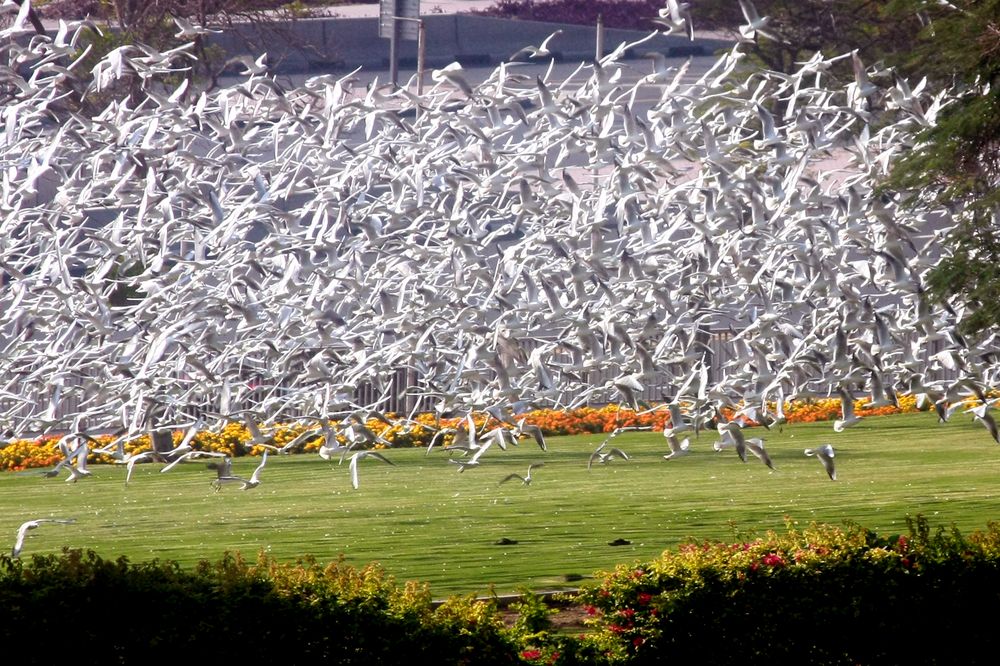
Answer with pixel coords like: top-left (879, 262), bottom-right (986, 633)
top-left (348, 450), bottom-right (395, 490)
top-left (737, 0), bottom-right (781, 42)
top-left (966, 403), bottom-right (1000, 445)
top-left (510, 29), bottom-right (564, 60)
top-left (652, 0), bottom-right (694, 41)
top-left (500, 462), bottom-right (545, 486)
top-left (804, 444), bottom-right (837, 480)
top-left (717, 421), bottom-right (748, 462)
top-left (589, 441), bottom-right (630, 469)
top-left (237, 451), bottom-right (269, 490)
top-left (515, 418), bottom-right (547, 451)
top-left (173, 17), bottom-right (222, 39)
top-left (663, 433), bottom-right (691, 460)
top-left (745, 437), bottom-right (776, 470)
top-left (12, 518), bottom-right (76, 558)
top-left (833, 387), bottom-right (864, 432)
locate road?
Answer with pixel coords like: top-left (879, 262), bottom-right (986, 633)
top-left (231, 53), bottom-right (722, 106)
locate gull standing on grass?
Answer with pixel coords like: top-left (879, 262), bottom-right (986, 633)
top-left (12, 518), bottom-right (76, 558)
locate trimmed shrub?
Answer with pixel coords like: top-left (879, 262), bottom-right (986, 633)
top-left (0, 549), bottom-right (519, 665)
top-left (575, 515), bottom-right (1000, 664)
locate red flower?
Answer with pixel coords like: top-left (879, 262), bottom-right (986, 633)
top-left (584, 605), bottom-right (598, 616)
top-left (761, 553), bottom-right (785, 567)
top-left (633, 637), bottom-right (645, 647)
top-left (521, 649), bottom-right (542, 660)
top-left (637, 592), bottom-right (652, 606)
top-left (897, 535), bottom-right (910, 552)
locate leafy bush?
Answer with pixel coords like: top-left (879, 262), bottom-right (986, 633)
top-left (3, 517), bottom-right (998, 664)
top-left (0, 549), bottom-right (520, 665)
top-left (575, 515), bottom-right (1000, 664)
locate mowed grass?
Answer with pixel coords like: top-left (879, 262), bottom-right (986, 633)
top-left (2, 412), bottom-right (999, 598)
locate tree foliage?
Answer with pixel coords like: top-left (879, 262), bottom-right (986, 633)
top-left (692, 0), bottom-right (928, 79)
top-left (882, 1), bottom-right (1000, 336)
top-left (690, 0), bottom-right (1000, 335)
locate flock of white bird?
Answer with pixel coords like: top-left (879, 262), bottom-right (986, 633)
top-left (3, 1), bottom-right (1000, 555)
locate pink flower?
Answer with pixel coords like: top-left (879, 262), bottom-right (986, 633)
top-left (761, 553), bottom-right (785, 567)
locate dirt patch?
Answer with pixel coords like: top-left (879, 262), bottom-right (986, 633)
top-left (500, 603), bottom-right (592, 635)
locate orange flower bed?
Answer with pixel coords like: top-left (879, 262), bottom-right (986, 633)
top-left (0, 392), bottom-right (947, 472)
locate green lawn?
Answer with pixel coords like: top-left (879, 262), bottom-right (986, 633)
top-left (2, 412), bottom-right (999, 598)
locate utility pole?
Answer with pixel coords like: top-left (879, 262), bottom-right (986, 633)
top-left (380, 0), bottom-right (420, 88)
top-left (595, 13), bottom-right (604, 62)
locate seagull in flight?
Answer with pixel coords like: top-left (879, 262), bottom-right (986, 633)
top-left (652, 0), bottom-right (694, 41)
top-left (348, 450), bottom-right (395, 490)
top-left (663, 400), bottom-right (691, 438)
top-left (173, 17), bottom-right (222, 39)
top-left (805, 444), bottom-right (837, 480)
top-left (966, 403), bottom-right (1000, 444)
top-left (515, 418), bottom-right (547, 451)
top-left (236, 451), bottom-right (269, 490)
top-left (834, 386), bottom-right (864, 432)
top-left (745, 437), bottom-right (776, 470)
top-left (663, 433), bottom-right (690, 460)
top-left (12, 518), bottom-right (76, 558)
top-left (737, 0), bottom-right (781, 42)
top-left (717, 421), bottom-right (748, 462)
top-left (510, 29), bottom-right (563, 60)
top-left (500, 462), bottom-right (545, 486)
top-left (589, 441), bottom-right (630, 469)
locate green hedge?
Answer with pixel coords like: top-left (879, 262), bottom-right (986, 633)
top-left (0, 550), bottom-right (519, 665)
top-left (573, 515), bottom-right (1000, 665)
top-left (4, 516), bottom-right (1000, 665)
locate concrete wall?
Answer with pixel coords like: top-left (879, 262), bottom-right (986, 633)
top-left (208, 15), bottom-right (733, 74)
